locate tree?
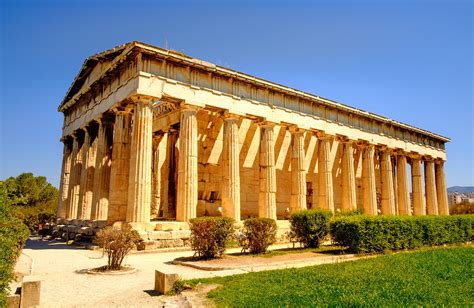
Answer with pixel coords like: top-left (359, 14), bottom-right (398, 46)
top-left (0, 173), bottom-right (59, 230)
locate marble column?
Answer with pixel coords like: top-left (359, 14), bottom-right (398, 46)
top-left (362, 144), bottom-right (377, 215)
top-left (411, 156), bottom-right (425, 215)
top-left (78, 126), bottom-right (98, 220)
top-left (424, 158), bottom-right (439, 215)
top-left (290, 128), bottom-right (307, 213)
top-left (91, 118), bottom-right (112, 220)
top-left (127, 100), bottom-right (154, 223)
top-left (380, 149), bottom-right (396, 215)
top-left (435, 160), bottom-right (449, 215)
top-left (67, 130), bottom-right (84, 219)
top-left (151, 134), bottom-right (163, 219)
top-left (341, 139), bottom-right (357, 211)
top-left (317, 132), bottom-right (334, 212)
top-left (177, 107), bottom-right (199, 221)
top-left (57, 137), bottom-right (72, 219)
top-left (396, 154), bottom-right (411, 215)
top-left (221, 115), bottom-right (241, 221)
top-left (258, 122), bottom-right (277, 219)
top-left (108, 110), bottom-right (132, 223)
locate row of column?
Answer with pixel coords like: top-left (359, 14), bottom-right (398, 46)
top-left (58, 103), bottom-right (450, 224)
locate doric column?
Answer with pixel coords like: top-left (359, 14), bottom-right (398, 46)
top-left (410, 155), bottom-right (425, 215)
top-left (78, 125), bottom-right (98, 220)
top-left (435, 160), bottom-right (449, 215)
top-left (151, 133), bottom-right (163, 219)
top-left (57, 137), bottom-right (72, 219)
top-left (176, 106), bottom-right (199, 221)
top-left (424, 158), bottom-right (439, 215)
top-left (341, 138), bottom-right (357, 211)
top-left (108, 110), bottom-right (132, 223)
top-left (362, 144), bottom-right (377, 215)
top-left (317, 132), bottom-right (334, 212)
top-left (67, 130), bottom-right (84, 219)
top-left (127, 99), bottom-right (154, 223)
top-left (380, 148), bottom-right (396, 215)
top-left (91, 117), bottom-right (113, 220)
top-left (258, 122), bottom-right (277, 219)
top-left (290, 127), bottom-right (307, 213)
top-left (221, 115), bottom-right (241, 221)
top-left (396, 154), bottom-right (411, 215)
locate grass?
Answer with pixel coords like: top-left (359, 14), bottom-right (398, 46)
top-left (188, 246), bottom-right (474, 306)
top-left (227, 245), bottom-right (345, 258)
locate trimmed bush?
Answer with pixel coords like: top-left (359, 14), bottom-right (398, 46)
top-left (289, 209), bottom-right (333, 248)
top-left (330, 214), bottom-right (474, 253)
top-left (243, 218), bottom-right (277, 254)
top-left (0, 204), bottom-right (30, 306)
top-left (189, 217), bottom-right (235, 259)
top-left (96, 225), bottom-right (141, 270)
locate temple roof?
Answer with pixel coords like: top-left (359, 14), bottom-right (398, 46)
top-left (59, 41), bottom-right (450, 143)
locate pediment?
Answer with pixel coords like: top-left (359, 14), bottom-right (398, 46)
top-left (59, 42), bottom-right (133, 109)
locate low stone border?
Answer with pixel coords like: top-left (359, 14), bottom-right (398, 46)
top-left (75, 266), bottom-right (137, 275)
top-left (172, 253), bottom-right (372, 271)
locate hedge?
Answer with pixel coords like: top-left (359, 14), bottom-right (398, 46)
top-left (0, 204), bottom-right (30, 306)
top-left (189, 217), bottom-right (235, 259)
top-left (330, 214), bottom-right (474, 253)
top-left (289, 209), bottom-right (333, 248)
top-left (243, 218), bottom-right (277, 254)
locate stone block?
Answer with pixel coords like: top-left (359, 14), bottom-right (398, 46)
top-left (154, 222), bottom-right (189, 231)
top-left (154, 270), bottom-right (179, 294)
top-left (92, 220), bottom-right (107, 228)
top-left (7, 294), bottom-right (20, 308)
top-left (138, 231), bottom-right (148, 241)
top-left (147, 231), bottom-right (172, 240)
top-left (20, 276), bottom-right (41, 308)
top-left (170, 230), bottom-right (191, 239)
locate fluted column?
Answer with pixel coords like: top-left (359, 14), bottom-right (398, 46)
top-left (317, 132), bottom-right (334, 212)
top-left (380, 149), bottom-right (396, 215)
top-left (151, 134), bottom-right (163, 219)
top-left (435, 160), bottom-right (449, 215)
top-left (78, 126), bottom-right (98, 220)
top-left (57, 137), bottom-right (72, 219)
top-left (176, 106), bottom-right (199, 221)
top-left (411, 156), bottom-right (425, 215)
top-left (424, 158), bottom-right (438, 215)
top-left (341, 139), bottom-right (357, 211)
top-left (91, 118), bottom-right (112, 220)
top-left (221, 115), bottom-right (241, 220)
top-left (362, 144), bottom-right (377, 215)
top-left (290, 127), bottom-right (307, 213)
top-left (396, 154), bottom-right (411, 215)
top-left (258, 122), bottom-right (277, 219)
top-left (127, 100), bottom-right (154, 223)
top-left (67, 130), bottom-right (84, 219)
top-left (108, 110), bottom-right (132, 223)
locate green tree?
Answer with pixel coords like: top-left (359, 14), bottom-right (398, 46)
top-left (0, 173), bottom-right (59, 230)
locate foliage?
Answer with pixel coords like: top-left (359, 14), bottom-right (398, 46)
top-left (450, 202), bottom-right (474, 215)
top-left (289, 209), bottom-right (333, 248)
top-left (330, 215), bottom-right (474, 253)
top-left (168, 278), bottom-right (186, 295)
top-left (242, 218), bottom-right (277, 254)
top-left (0, 202), bottom-right (30, 306)
top-left (0, 173), bottom-right (58, 231)
top-left (189, 247), bottom-right (473, 306)
top-left (334, 208), bottom-right (364, 217)
top-left (96, 225), bottom-right (141, 270)
top-left (189, 217), bottom-right (235, 259)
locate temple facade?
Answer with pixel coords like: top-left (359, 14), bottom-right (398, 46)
top-left (57, 41), bottom-right (450, 230)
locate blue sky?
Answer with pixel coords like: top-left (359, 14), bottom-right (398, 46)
top-left (0, 0), bottom-right (472, 187)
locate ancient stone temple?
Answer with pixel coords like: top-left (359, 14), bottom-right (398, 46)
top-left (57, 41), bottom-right (450, 231)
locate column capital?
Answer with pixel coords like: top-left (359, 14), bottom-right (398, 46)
top-left (128, 95), bottom-right (157, 106)
top-left (256, 120), bottom-right (278, 128)
top-left (314, 130), bottom-right (333, 140)
top-left (335, 135), bottom-right (355, 143)
top-left (220, 111), bottom-right (241, 122)
top-left (423, 155), bottom-right (435, 162)
top-left (434, 158), bottom-right (446, 165)
top-left (180, 103), bottom-right (201, 114)
top-left (408, 152), bottom-right (422, 160)
top-left (288, 125), bottom-right (305, 134)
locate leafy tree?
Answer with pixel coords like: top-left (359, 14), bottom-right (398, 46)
top-left (0, 173), bottom-right (58, 230)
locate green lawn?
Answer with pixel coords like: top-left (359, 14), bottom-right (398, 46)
top-left (189, 246), bottom-right (474, 306)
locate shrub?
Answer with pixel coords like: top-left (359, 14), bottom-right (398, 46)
top-left (96, 225), bottom-right (141, 270)
top-left (334, 208), bottom-right (364, 217)
top-left (0, 203), bottom-right (30, 307)
top-left (289, 209), bottom-right (333, 248)
top-left (330, 214), bottom-right (474, 253)
top-left (243, 218), bottom-right (277, 254)
top-left (189, 217), bottom-right (235, 259)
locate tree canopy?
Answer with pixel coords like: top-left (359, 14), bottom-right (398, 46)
top-left (0, 173), bottom-right (58, 208)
